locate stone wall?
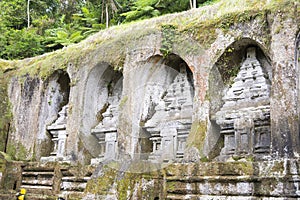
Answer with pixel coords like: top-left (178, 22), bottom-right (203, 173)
top-left (0, 0), bottom-right (299, 199)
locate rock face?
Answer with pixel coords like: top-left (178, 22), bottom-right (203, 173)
top-left (0, 0), bottom-right (300, 199)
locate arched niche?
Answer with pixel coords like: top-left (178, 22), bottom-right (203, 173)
top-left (45, 70), bottom-right (70, 112)
top-left (208, 39), bottom-right (272, 160)
top-left (82, 62), bottom-right (123, 160)
top-left (209, 38), bottom-right (271, 117)
top-left (40, 70), bottom-right (70, 161)
top-left (138, 54), bottom-right (194, 161)
top-left (57, 71), bottom-right (70, 108)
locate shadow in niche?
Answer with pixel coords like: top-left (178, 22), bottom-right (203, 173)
top-left (57, 71), bottom-right (70, 108)
top-left (139, 128), bottom-right (153, 160)
top-left (209, 39), bottom-right (272, 161)
top-left (139, 53), bottom-right (195, 162)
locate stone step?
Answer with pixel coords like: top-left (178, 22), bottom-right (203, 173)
top-left (21, 185), bottom-right (53, 190)
top-left (22, 164), bottom-right (55, 171)
top-left (20, 184), bottom-right (53, 195)
top-left (60, 176), bottom-right (90, 192)
top-left (21, 167), bottom-right (55, 195)
top-left (22, 171), bottom-right (54, 176)
top-left (60, 191), bottom-right (85, 200)
top-left (0, 190), bottom-right (16, 200)
top-left (61, 176), bottom-right (90, 182)
top-left (61, 169), bottom-right (93, 177)
top-left (21, 171), bottom-right (54, 184)
top-left (61, 181), bottom-right (87, 192)
top-left (21, 179), bottom-right (53, 186)
top-left (25, 193), bottom-right (58, 200)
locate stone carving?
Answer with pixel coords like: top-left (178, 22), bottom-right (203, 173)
top-left (140, 83), bottom-right (165, 123)
top-left (216, 47), bottom-right (271, 160)
top-left (91, 95), bottom-right (119, 164)
top-left (144, 67), bottom-right (193, 161)
top-left (41, 105), bottom-right (69, 162)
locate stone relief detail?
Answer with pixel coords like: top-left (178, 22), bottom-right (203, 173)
top-left (140, 83), bottom-right (165, 123)
top-left (41, 105), bottom-right (69, 162)
top-left (144, 67), bottom-right (193, 162)
top-left (216, 47), bottom-right (271, 160)
top-left (91, 94), bottom-right (120, 163)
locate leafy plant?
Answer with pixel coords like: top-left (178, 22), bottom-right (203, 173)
top-left (121, 0), bottom-right (160, 22)
top-left (0, 0), bottom-right (217, 60)
top-left (0, 28), bottom-right (44, 59)
top-left (45, 28), bottom-right (84, 48)
top-left (73, 6), bottom-right (105, 36)
top-left (44, 15), bottom-right (84, 48)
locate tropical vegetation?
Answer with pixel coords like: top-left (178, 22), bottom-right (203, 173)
top-left (0, 0), bottom-right (214, 60)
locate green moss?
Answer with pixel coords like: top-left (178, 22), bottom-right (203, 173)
top-left (85, 166), bottom-right (118, 195)
top-left (180, 21), bottom-right (217, 49)
top-left (0, 0), bottom-right (297, 82)
top-left (116, 173), bottom-right (140, 199)
top-left (119, 96), bottom-right (128, 109)
top-left (1, 161), bottom-right (23, 190)
top-left (200, 156), bottom-right (209, 162)
top-left (186, 120), bottom-right (207, 158)
top-left (217, 161), bottom-right (254, 176)
top-left (269, 161), bottom-right (285, 175)
top-left (239, 162), bottom-right (254, 175)
top-left (160, 24), bottom-right (177, 57)
top-left (0, 152), bottom-right (11, 161)
top-left (0, 161), bottom-right (5, 174)
top-left (5, 143), bottom-right (15, 160)
top-left (0, 152), bottom-right (10, 176)
top-left (3, 24), bottom-right (159, 81)
top-left (0, 67), bottom-right (13, 152)
top-left (37, 139), bottom-right (53, 159)
top-left (166, 181), bottom-right (176, 191)
top-left (6, 142), bottom-right (29, 161)
top-left (17, 142), bottom-right (28, 160)
top-left (180, 8), bottom-right (269, 49)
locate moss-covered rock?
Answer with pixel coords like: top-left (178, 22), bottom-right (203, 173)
top-left (6, 142), bottom-right (29, 161)
top-left (0, 60), bottom-right (13, 153)
top-left (186, 120), bottom-right (207, 158)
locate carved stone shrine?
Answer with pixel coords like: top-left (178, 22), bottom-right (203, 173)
top-left (216, 47), bottom-right (271, 160)
top-left (144, 67), bottom-right (193, 162)
top-left (41, 105), bottom-right (69, 162)
top-left (91, 96), bottom-right (119, 164)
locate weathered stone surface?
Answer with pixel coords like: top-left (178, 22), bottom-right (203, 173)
top-left (164, 159), bottom-right (300, 199)
top-left (7, 72), bottom-right (70, 161)
top-left (0, 0), bottom-right (300, 199)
